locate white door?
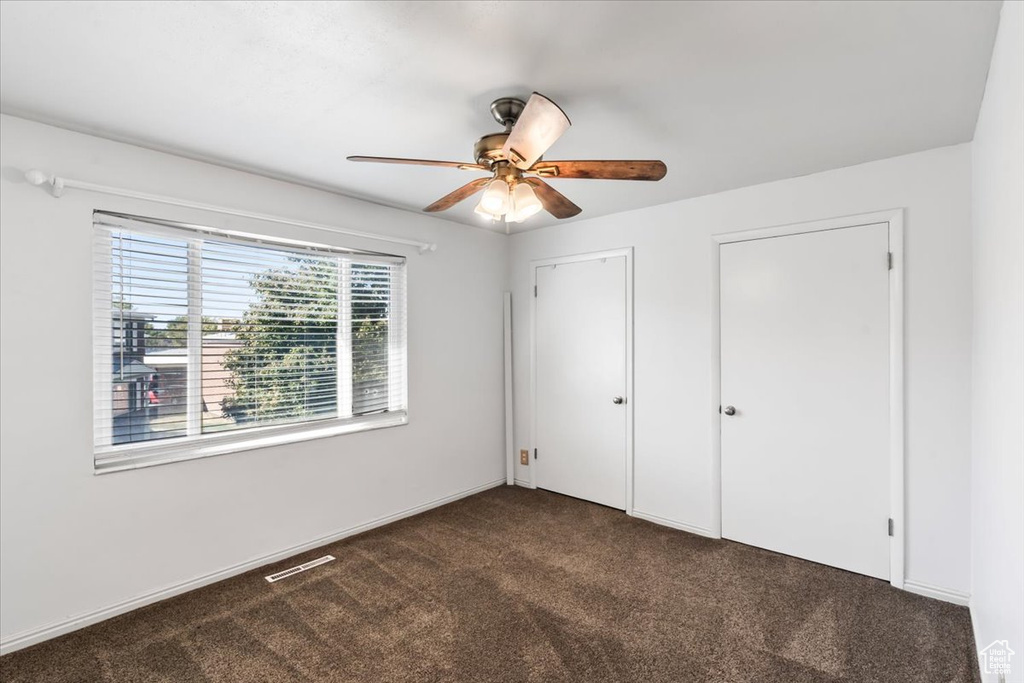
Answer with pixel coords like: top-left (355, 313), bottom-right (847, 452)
top-left (535, 255), bottom-right (628, 509)
top-left (720, 223), bottom-right (890, 580)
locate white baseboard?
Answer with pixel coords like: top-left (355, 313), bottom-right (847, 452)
top-left (631, 509), bottom-right (719, 539)
top-left (903, 579), bottom-right (971, 606)
top-left (514, 478), bottom-right (535, 488)
top-left (0, 478), bottom-right (507, 656)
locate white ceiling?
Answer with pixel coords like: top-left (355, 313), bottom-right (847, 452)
top-left (0, 1), bottom-right (1001, 233)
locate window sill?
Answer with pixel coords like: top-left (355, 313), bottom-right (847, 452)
top-left (94, 411), bottom-right (408, 474)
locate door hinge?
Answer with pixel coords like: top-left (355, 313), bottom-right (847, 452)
top-left (888, 518), bottom-right (894, 537)
top-left (534, 448), bottom-right (538, 460)
top-left (534, 285), bottom-right (537, 297)
top-left (887, 252), bottom-right (893, 270)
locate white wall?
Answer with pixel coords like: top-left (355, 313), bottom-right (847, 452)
top-left (0, 115), bottom-right (507, 649)
top-left (970, 1), bottom-right (1024, 678)
top-left (509, 143), bottom-right (974, 596)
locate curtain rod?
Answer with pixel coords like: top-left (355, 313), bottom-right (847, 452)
top-left (23, 169), bottom-right (438, 254)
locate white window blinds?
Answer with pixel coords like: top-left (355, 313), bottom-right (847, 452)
top-left (93, 212), bottom-right (408, 471)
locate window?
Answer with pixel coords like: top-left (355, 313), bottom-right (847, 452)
top-left (93, 212), bottom-right (407, 472)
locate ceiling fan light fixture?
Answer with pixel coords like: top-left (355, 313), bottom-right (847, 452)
top-left (480, 178), bottom-right (510, 215)
top-left (511, 182), bottom-right (543, 222)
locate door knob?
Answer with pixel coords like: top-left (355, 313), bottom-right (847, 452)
top-left (723, 405), bottom-right (736, 416)
top-left (612, 396), bottom-right (625, 405)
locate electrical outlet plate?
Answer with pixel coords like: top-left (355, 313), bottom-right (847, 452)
top-left (520, 449), bottom-right (529, 466)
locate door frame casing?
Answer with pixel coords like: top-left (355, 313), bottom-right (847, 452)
top-left (529, 247), bottom-right (635, 515)
top-left (710, 209), bottom-right (905, 589)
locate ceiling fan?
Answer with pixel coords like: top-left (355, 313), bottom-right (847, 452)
top-left (348, 93), bottom-right (667, 225)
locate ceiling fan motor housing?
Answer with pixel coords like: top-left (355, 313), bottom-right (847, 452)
top-left (474, 132), bottom-right (510, 165)
top-left (475, 132), bottom-right (542, 169)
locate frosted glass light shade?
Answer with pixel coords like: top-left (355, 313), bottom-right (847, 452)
top-left (474, 201), bottom-right (497, 220)
top-left (511, 182), bottom-right (543, 222)
top-left (479, 178), bottom-right (510, 215)
top-left (501, 93), bottom-right (571, 169)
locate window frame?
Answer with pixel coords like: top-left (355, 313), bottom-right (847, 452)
top-left (92, 212), bottom-right (409, 474)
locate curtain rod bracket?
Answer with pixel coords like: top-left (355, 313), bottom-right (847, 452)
top-left (23, 168), bottom-right (435, 253)
top-left (25, 169), bottom-right (63, 197)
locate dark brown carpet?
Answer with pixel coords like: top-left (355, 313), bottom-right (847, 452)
top-left (1, 486), bottom-right (979, 682)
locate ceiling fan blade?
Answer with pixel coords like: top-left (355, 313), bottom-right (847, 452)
top-left (501, 92), bottom-right (571, 170)
top-left (523, 178), bottom-right (582, 219)
top-left (423, 178), bottom-right (491, 213)
top-left (528, 160), bottom-right (667, 181)
top-left (348, 156), bottom-right (486, 171)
